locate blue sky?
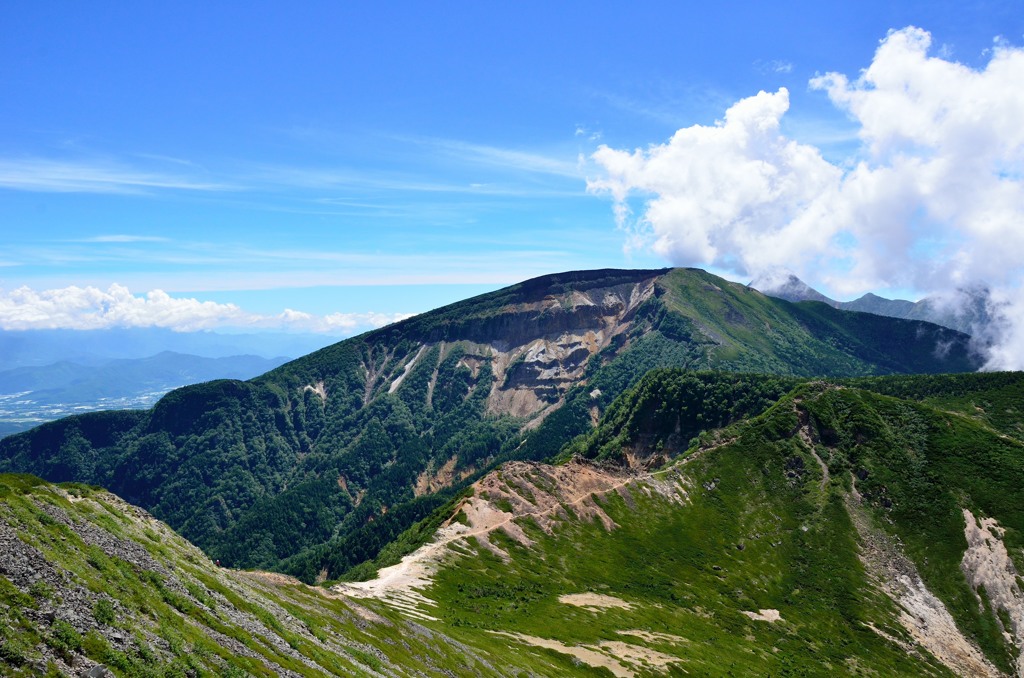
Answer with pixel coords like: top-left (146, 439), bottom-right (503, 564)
top-left (1, 2), bottom-right (1022, 336)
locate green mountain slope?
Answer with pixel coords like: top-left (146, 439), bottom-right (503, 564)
top-left (0, 473), bottom-right (574, 677)
top-left (3, 371), bottom-right (1022, 676)
top-left (341, 371), bottom-right (1024, 677)
top-left (0, 268), bottom-right (981, 582)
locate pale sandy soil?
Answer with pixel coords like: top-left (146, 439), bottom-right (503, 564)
top-left (597, 640), bottom-right (681, 670)
top-left (741, 609), bottom-right (781, 622)
top-left (558, 592), bottom-right (633, 610)
top-left (618, 629), bottom-right (689, 645)
top-left (960, 508), bottom-right (1024, 677)
top-left (846, 482), bottom-right (1002, 677)
top-left (492, 632), bottom-right (634, 677)
top-left (493, 631), bottom-right (684, 677)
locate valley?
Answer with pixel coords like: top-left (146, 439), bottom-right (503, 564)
top-left (0, 352), bottom-right (291, 439)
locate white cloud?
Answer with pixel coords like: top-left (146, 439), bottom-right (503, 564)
top-left (411, 137), bottom-right (583, 178)
top-left (0, 284), bottom-right (411, 335)
top-left (811, 26), bottom-right (1024, 293)
top-left (588, 88), bottom-right (841, 273)
top-left (755, 59), bottom-right (794, 74)
top-left (589, 26), bottom-right (1024, 369)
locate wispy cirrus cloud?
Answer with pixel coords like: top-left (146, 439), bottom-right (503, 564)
top-left (0, 133), bottom-right (586, 201)
top-left (754, 59), bottom-right (794, 74)
top-left (247, 164), bottom-right (560, 196)
top-left (76, 235), bottom-right (171, 244)
top-left (0, 158), bottom-right (234, 194)
top-left (411, 137), bottom-right (583, 178)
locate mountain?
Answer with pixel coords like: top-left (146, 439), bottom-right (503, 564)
top-left (840, 291), bottom-right (917, 317)
top-left (748, 271), bottom-right (839, 305)
top-left (4, 370), bottom-right (1022, 676)
top-left (0, 352), bottom-right (290, 439)
top-left (0, 267), bottom-right (980, 584)
top-left (750, 273), bottom-right (991, 336)
top-left (0, 328), bottom-right (333, 371)
top-left (339, 369), bottom-right (1024, 677)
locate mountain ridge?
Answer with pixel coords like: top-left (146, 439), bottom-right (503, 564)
top-left (0, 267), bottom-right (981, 584)
top-left (750, 272), bottom-right (992, 336)
top-left (341, 370), bottom-right (1024, 676)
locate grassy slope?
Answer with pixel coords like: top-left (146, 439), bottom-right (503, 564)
top-left (397, 371), bottom-right (1024, 675)
top-left (415, 401), bottom-right (939, 675)
top-left (4, 370), bottom-right (1022, 675)
top-left (0, 473), bottom-right (561, 677)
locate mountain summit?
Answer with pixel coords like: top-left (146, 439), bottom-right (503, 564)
top-left (748, 271), bottom-right (838, 306)
top-left (749, 271), bottom-right (993, 337)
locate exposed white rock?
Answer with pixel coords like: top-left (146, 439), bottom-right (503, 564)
top-left (847, 491), bottom-right (1002, 678)
top-left (961, 508), bottom-right (1024, 676)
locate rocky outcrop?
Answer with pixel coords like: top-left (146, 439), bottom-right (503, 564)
top-left (374, 273), bottom-right (659, 421)
top-left (961, 509), bottom-right (1024, 676)
top-left (479, 277), bottom-right (658, 418)
top-left (846, 488), bottom-right (1002, 677)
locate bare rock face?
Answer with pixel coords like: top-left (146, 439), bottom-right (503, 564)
top-left (367, 273), bottom-right (660, 422)
top-left (846, 492), bottom-right (1002, 678)
top-left (961, 508), bottom-right (1024, 676)
top-left (479, 277), bottom-right (657, 419)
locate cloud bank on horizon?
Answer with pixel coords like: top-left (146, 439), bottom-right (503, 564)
top-left (589, 27), bottom-right (1024, 370)
top-left (0, 284), bottom-right (412, 336)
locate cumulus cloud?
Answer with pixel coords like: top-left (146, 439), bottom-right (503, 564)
top-left (0, 285), bottom-right (411, 335)
top-left (589, 88), bottom-right (841, 272)
top-left (589, 26), bottom-right (1024, 369)
top-left (812, 26), bottom-right (1024, 294)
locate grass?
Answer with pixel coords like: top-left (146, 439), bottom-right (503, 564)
top-left (423, 433), bottom-right (947, 675)
top-left (0, 473), bottom-right (538, 676)
top-left (410, 377), bottom-right (1024, 675)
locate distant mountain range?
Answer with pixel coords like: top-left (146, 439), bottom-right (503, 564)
top-left (0, 351), bottom-right (290, 438)
top-left (749, 272), bottom-right (991, 336)
top-left (0, 327), bottom-right (333, 370)
top-left (0, 327), bottom-right (334, 438)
